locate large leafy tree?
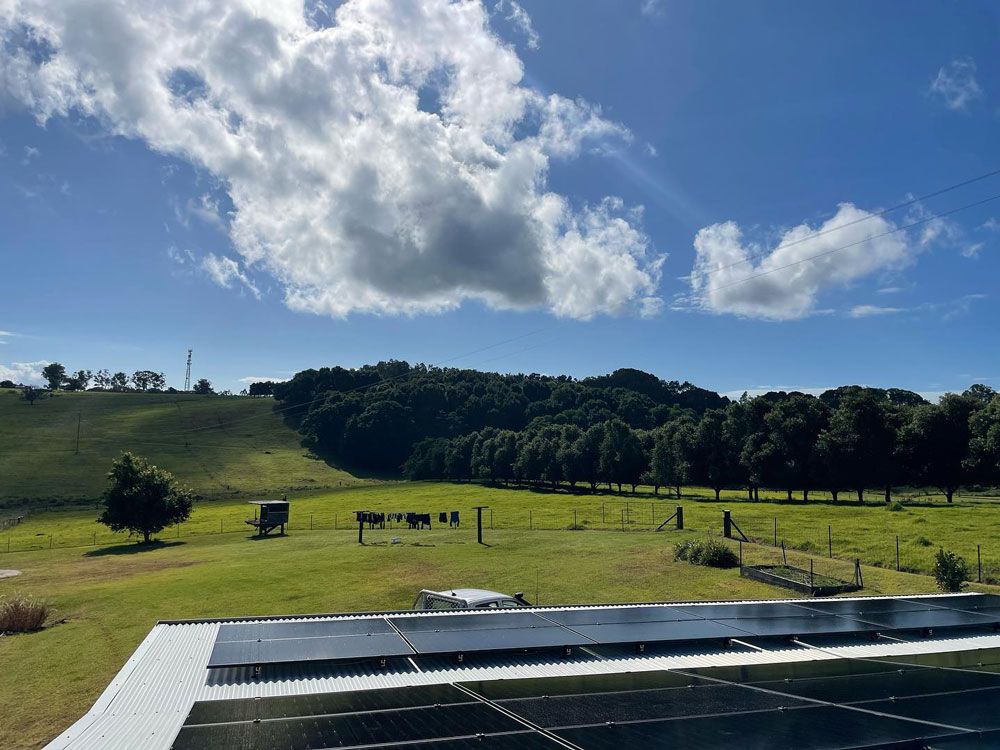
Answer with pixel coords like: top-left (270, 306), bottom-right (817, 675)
top-left (762, 395), bottom-right (829, 501)
top-left (599, 419), bottom-right (647, 493)
top-left (816, 391), bottom-right (897, 503)
top-left (898, 395), bottom-right (976, 503)
top-left (688, 409), bottom-right (738, 501)
top-left (967, 396), bottom-right (1000, 485)
top-left (98, 453), bottom-right (193, 544)
top-left (41, 362), bottom-right (66, 390)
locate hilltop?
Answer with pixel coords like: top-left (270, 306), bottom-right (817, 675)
top-left (0, 389), bottom-right (367, 506)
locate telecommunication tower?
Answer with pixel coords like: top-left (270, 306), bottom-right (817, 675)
top-left (184, 349), bottom-right (192, 392)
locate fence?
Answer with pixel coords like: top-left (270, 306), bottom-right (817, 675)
top-left (2, 502), bottom-right (996, 585)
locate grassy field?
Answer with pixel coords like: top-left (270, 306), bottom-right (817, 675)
top-left (5, 482), bottom-right (999, 578)
top-left (3, 481), bottom-right (1000, 748)
top-left (0, 389), bottom-right (369, 505)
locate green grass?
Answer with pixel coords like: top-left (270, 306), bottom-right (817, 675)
top-left (5, 482), bottom-right (999, 579)
top-left (3, 481), bottom-right (999, 749)
top-left (0, 389), bottom-right (370, 506)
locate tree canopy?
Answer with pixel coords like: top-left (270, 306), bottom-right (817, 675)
top-left (97, 453), bottom-right (193, 543)
top-left (275, 362), bottom-right (1000, 500)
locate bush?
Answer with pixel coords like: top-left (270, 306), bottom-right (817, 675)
top-left (916, 536), bottom-right (933, 547)
top-left (0, 595), bottom-right (50, 633)
top-left (933, 548), bottom-right (969, 592)
top-left (886, 501), bottom-right (905, 512)
top-left (674, 538), bottom-right (739, 569)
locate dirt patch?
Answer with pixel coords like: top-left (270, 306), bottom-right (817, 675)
top-left (0, 570), bottom-right (21, 579)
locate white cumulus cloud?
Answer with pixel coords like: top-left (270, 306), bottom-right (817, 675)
top-left (688, 203), bottom-right (911, 320)
top-left (0, 360), bottom-right (48, 385)
top-left (0, 0), bottom-right (659, 319)
top-left (929, 57), bottom-right (983, 111)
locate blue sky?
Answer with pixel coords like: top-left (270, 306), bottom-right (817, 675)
top-left (1, 0), bottom-right (998, 398)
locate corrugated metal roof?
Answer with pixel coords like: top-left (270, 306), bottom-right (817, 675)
top-left (45, 593), bottom-right (1000, 750)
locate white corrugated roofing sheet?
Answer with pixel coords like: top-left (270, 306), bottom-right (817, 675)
top-left (44, 593), bottom-right (1000, 750)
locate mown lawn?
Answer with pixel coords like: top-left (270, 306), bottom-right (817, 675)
top-left (0, 389), bottom-right (369, 504)
top-left (3, 481), bottom-right (999, 748)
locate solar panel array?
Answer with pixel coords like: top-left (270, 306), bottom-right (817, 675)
top-left (176, 647), bottom-right (1000, 749)
top-left (206, 595), bottom-right (1000, 670)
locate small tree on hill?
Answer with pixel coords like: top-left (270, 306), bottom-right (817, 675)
top-left (1, 379), bottom-right (15, 389)
top-left (21, 385), bottom-right (41, 405)
top-left (192, 378), bottom-right (214, 395)
top-left (98, 453), bottom-right (193, 544)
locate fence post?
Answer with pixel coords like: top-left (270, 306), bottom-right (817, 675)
top-left (773, 517), bottom-right (778, 547)
top-left (810, 559), bottom-right (814, 593)
top-left (621, 508), bottom-right (625, 532)
top-left (651, 503), bottom-right (654, 527)
top-left (739, 540), bottom-right (743, 568)
top-left (896, 536), bottom-right (900, 571)
top-left (978, 544), bottom-right (982, 583)
top-left (93, 531), bottom-right (96, 546)
top-left (310, 514), bottom-right (314, 530)
top-left (602, 503), bottom-right (606, 524)
top-left (828, 525), bottom-right (832, 558)
top-left (490, 509), bottom-right (493, 529)
top-left (220, 519), bottom-right (223, 535)
top-left (573, 510), bottom-right (577, 528)
top-left (676, 506), bottom-right (684, 530)
top-left (335, 513), bottom-right (338, 530)
top-left (723, 510), bottom-right (732, 539)
top-left (781, 541), bottom-right (787, 565)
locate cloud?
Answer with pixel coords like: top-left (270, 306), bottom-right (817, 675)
top-left (643, 142), bottom-right (657, 157)
top-left (0, 0), bottom-right (659, 319)
top-left (962, 242), bottom-right (985, 259)
top-left (848, 305), bottom-right (903, 318)
top-left (494, 0), bottom-right (538, 50)
top-left (21, 145), bottom-right (39, 164)
top-left (877, 286), bottom-right (905, 295)
top-left (0, 360), bottom-right (48, 385)
top-left (0, 330), bottom-right (15, 343)
top-left (687, 203), bottom-right (911, 320)
top-left (929, 57), bottom-right (983, 111)
top-left (200, 253), bottom-right (260, 299)
top-left (166, 245), bottom-right (195, 265)
top-left (640, 0), bottom-right (665, 18)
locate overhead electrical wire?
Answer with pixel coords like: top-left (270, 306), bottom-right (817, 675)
top-left (696, 166), bottom-right (1000, 279)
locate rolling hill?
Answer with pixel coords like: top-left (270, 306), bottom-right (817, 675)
top-left (0, 389), bottom-right (368, 506)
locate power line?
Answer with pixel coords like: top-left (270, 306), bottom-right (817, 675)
top-left (704, 190), bottom-right (1000, 295)
top-left (696, 166), bottom-right (1000, 279)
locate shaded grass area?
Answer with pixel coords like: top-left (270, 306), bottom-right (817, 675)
top-left (1, 513), bottom-right (976, 750)
top-left (5, 482), bottom-right (1000, 579)
top-left (0, 389), bottom-right (370, 505)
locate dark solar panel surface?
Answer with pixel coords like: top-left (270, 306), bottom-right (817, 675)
top-left (205, 595), bottom-right (1000, 670)
top-left (175, 649), bottom-right (1000, 749)
top-left (207, 632), bottom-right (415, 668)
top-left (217, 617), bottom-right (395, 643)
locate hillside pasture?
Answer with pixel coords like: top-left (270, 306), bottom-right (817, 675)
top-left (0, 389), bottom-right (368, 505)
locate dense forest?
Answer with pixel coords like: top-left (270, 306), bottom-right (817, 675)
top-left (273, 363), bottom-right (1000, 502)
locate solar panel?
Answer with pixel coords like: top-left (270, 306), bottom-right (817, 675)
top-left (541, 605), bottom-right (702, 626)
top-left (553, 705), bottom-right (955, 750)
top-left (185, 684), bottom-right (471, 725)
top-left (205, 595), bottom-right (1000, 671)
top-left (713, 613), bottom-right (878, 638)
top-left (568, 618), bottom-right (747, 645)
top-left (207, 632), bottom-right (414, 668)
top-left (389, 611), bottom-right (555, 632)
top-left (859, 687), bottom-right (1000, 732)
top-left (217, 617), bottom-right (395, 643)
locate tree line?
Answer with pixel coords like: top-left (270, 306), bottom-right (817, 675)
top-left (273, 362), bottom-right (1000, 500)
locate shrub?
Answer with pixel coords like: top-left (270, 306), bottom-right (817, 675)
top-left (916, 536), bottom-right (933, 547)
top-left (0, 595), bottom-right (50, 633)
top-left (933, 548), bottom-right (969, 593)
top-left (886, 501), bottom-right (905, 512)
top-left (674, 538), bottom-right (739, 569)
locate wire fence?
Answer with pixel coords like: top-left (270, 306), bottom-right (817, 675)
top-left (2, 502), bottom-right (997, 585)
